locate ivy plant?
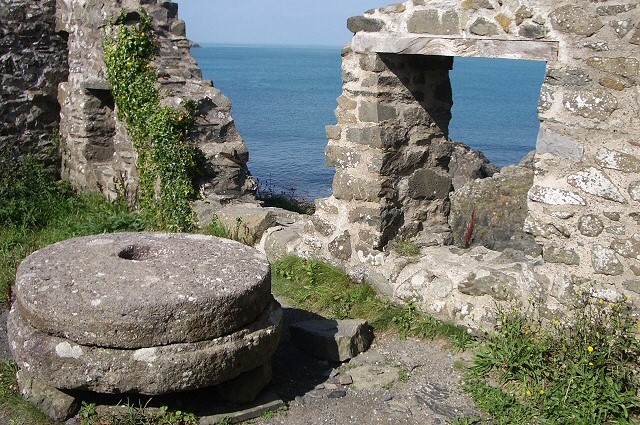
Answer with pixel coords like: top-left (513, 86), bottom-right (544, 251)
top-left (103, 10), bottom-right (203, 231)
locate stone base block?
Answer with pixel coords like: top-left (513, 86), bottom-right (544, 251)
top-left (290, 319), bottom-right (374, 362)
top-left (217, 362), bottom-right (272, 404)
top-left (16, 370), bottom-right (80, 421)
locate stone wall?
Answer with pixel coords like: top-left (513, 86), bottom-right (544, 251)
top-left (56, 0), bottom-right (255, 201)
top-left (0, 0), bottom-right (68, 168)
top-left (281, 0), bottom-right (640, 330)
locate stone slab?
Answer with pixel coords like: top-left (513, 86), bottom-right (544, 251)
top-left (352, 33), bottom-right (558, 61)
top-left (199, 391), bottom-right (285, 425)
top-left (8, 300), bottom-right (282, 394)
top-left (16, 370), bottom-right (80, 421)
top-left (290, 319), bottom-right (374, 362)
top-left (14, 232), bottom-right (272, 348)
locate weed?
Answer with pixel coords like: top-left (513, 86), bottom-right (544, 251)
top-left (104, 9), bottom-right (203, 231)
top-left (201, 215), bottom-right (256, 246)
top-left (272, 257), bottom-right (473, 349)
top-left (260, 408), bottom-right (277, 420)
top-left (464, 294), bottom-right (640, 424)
top-left (452, 416), bottom-right (481, 425)
top-left (397, 366), bottom-right (410, 383)
top-left (393, 239), bottom-right (421, 257)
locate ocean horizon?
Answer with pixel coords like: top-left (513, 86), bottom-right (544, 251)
top-left (192, 44), bottom-right (546, 200)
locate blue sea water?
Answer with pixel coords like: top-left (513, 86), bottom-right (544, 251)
top-left (192, 45), bottom-right (546, 200)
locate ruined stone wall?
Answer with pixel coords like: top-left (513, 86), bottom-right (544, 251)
top-left (288, 0), bottom-right (640, 330)
top-left (0, 0), bottom-right (68, 167)
top-left (56, 0), bottom-right (254, 201)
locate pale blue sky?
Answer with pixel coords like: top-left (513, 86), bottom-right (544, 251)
top-left (176, 1), bottom-right (386, 46)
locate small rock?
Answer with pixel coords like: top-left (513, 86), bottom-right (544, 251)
top-left (16, 370), bottom-right (80, 421)
top-left (327, 390), bottom-right (347, 399)
top-left (339, 374), bottom-right (353, 385)
top-left (383, 394), bottom-right (394, 402)
top-left (325, 383), bottom-right (339, 390)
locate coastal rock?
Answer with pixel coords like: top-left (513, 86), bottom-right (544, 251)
top-left (449, 166), bottom-right (538, 254)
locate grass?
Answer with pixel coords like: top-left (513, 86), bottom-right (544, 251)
top-left (462, 295), bottom-right (640, 424)
top-left (0, 156), bottom-right (147, 305)
top-left (0, 155), bottom-right (149, 422)
top-left (271, 256), bottom-right (473, 349)
top-left (392, 239), bottom-right (421, 257)
top-left (77, 401), bottom-right (198, 425)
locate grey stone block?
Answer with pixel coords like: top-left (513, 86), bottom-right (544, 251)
top-left (290, 319), bottom-right (374, 362)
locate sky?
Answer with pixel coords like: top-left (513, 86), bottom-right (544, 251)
top-left (175, 0), bottom-right (386, 47)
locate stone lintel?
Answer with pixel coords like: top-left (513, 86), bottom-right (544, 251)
top-left (352, 33), bottom-right (558, 62)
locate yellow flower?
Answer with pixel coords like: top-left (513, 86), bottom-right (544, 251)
top-left (540, 390), bottom-right (545, 395)
top-left (589, 362), bottom-right (594, 366)
top-left (526, 390), bottom-right (532, 397)
top-left (587, 346), bottom-right (594, 353)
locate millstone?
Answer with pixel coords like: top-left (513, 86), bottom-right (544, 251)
top-left (8, 299), bottom-right (282, 394)
top-left (8, 232), bottom-right (282, 398)
top-left (13, 232), bottom-right (272, 348)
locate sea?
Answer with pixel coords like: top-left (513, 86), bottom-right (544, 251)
top-left (192, 45), bottom-right (547, 200)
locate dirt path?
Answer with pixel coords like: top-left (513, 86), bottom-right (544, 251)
top-left (250, 299), bottom-right (479, 425)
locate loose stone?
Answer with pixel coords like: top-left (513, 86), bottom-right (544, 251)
top-left (578, 214), bottom-right (605, 237)
top-left (591, 244), bottom-right (624, 276)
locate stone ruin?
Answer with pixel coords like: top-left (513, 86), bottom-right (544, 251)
top-left (8, 232), bottom-right (282, 420)
top-left (268, 0), bottom-right (640, 330)
top-left (2, 0), bottom-right (640, 330)
top-left (1, 0), bottom-right (255, 200)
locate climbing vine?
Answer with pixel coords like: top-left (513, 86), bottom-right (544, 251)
top-left (103, 10), bottom-right (203, 231)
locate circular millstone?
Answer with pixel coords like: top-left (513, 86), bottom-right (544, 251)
top-left (8, 299), bottom-right (282, 394)
top-left (14, 233), bottom-right (272, 348)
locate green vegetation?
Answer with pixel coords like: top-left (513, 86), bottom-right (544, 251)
top-left (103, 10), bottom-right (204, 231)
top-left (271, 256), bottom-right (473, 349)
top-left (392, 239), bottom-right (421, 257)
top-left (78, 401), bottom-right (197, 425)
top-left (0, 154), bottom-right (146, 306)
top-left (463, 295), bottom-right (640, 424)
top-left (201, 216), bottom-right (257, 246)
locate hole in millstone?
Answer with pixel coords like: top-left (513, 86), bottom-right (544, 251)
top-left (118, 245), bottom-right (154, 261)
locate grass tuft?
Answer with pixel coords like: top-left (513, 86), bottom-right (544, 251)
top-left (272, 256), bottom-right (473, 349)
top-left (464, 295), bottom-right (640, 424)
